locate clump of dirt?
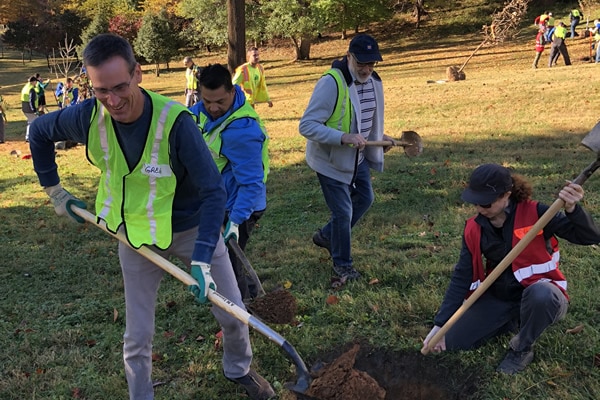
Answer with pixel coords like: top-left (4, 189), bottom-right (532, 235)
top-left (247, 289), bottom-right (297, 324)
top-left (290, 342), bottom-right (479, 400)
top-left (304, 344), bottom-right (385, 400)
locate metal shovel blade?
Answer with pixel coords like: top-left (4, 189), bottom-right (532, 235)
top-left (581, 121), bottom-right (600, 154)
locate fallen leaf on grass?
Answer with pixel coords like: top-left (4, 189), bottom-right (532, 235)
top-left (565, 324), bottom-right (584, 334)
top-left (214, 330), bottom-right (223, 350)
top-left (86, 339), bottom-right (96, 347)
top-left (326, 295), bottom-right (339, 305)
top-left (546, 380), bottom-right (557, 387)
top-left (368, 278), bottom-right (380, 285)
top-left (163, 331), bottom-right (174, 338)
top-left (151, 353), bottom-right (162, 362)
top-left (71, 387), bottom-right (83, 398)
top-left (195, 335), bottom-right (205, 342)
top-left (113, 308), bottom-right (118, 323)
top-left (283, 280), bottom-right (292, 289)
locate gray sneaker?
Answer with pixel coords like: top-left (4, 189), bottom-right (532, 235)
top-left (496, 348), bottom-right (534, 374)
top-left (226, 369), bottom-right (275, 400)
top-left (333, 264), bottom-right (361, 280)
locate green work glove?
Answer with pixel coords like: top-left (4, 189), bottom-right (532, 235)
top-left (44, 184), bottom-right (87, 223)
top-left (223, 219), bottom-right (239, 243)
top-left (189, 261), bottom-right (216, 304)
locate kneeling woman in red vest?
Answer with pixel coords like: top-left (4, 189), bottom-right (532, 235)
top-left (423, 163), bottom-right (600, 374)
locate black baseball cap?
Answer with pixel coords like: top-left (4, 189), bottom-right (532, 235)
top-left (349, 34), bottom-right (383, 63)
top-left (461, 164), bottom-right (513, 205)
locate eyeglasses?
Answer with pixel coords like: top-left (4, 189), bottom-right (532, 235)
top-left (351, 53), bottom-right (377, 68)
top-left (92, 74), bottom-right (134, 99)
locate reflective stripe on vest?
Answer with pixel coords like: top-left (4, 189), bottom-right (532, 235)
top-left (324, 69), bottom-right (352, 133)
top-left (198, 101), bottom-right (270, 182)
top-left (87, 91), bottom-right (188, 249)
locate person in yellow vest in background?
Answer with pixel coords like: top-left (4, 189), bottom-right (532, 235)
top-left (544, 12), bottom-right (555, 43)
top-left (183, 56), bottom-right (201, 107)
top-left (589, 19), bottom-right (600, 63)
top-left (21, 76), bottom-right (39, 142)
top-left (548, 21), bottom-right (571, 67)
top-left (569, 8), bottom-right (583, 38)
top-left (232, 47), bottom-right (273, 108)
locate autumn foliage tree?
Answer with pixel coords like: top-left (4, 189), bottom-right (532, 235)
top-left (134, 10), bottom-right (181, 76)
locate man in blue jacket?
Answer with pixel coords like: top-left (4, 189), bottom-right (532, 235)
top-left (190, 64), bottom-right (269, 301)
top-left (28, 34), bottom-right (274, 400)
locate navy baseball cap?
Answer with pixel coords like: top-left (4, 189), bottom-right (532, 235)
top-left (349, 34), bottom-right (383, 63)
top-left (461, 164), bottom-right (513, 205)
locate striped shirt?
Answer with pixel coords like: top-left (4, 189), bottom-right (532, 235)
top-left (355, 78), bottom-right (376, 164)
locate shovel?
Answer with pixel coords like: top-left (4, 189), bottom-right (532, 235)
top-left (421, 122), bottom-right (600, 355)
top-left (365, 130), bottom-right (424, 157)
top-left (71, 206), bottom-right (311, 394)
top-left (228, 238), bottom-right (267, 298)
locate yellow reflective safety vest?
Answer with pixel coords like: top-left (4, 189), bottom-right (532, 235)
top-left (21, 82), bottom-right (38, 108)
top-left (323, 68), bottom-right (352, 133)
top-left (554, 25), bottom-right (568, 39)
top-left (186, 65), bottom-right (199, 90)
top-left (198, 101), bottom-right (269, 182)
top-left (87, 91), bottom-right (190, 249)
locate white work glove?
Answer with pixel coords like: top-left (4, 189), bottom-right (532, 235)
top-left (44, 184), bottom-right (87, 223)
top-left (223, 219), bottom-right (239, 243)
top-left (423, 325), bottom-right (446, 353)
top-left (189, 261), bottom-right (216, 304)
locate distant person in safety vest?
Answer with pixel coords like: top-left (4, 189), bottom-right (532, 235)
top-left (548, 21), bottom-right (571, 67)
top-left (232, 47), bottom-right (272, 108)
top-left (21, 76), bottom-right (38, 142)
top-left (183, 56), bottom-right (202, 107)
top-left (28, 33), bottom-right (275, 400)
top-left (423, 164), bottom-right (600, 375)
top-left (569, 8), bottom-right (583, 38)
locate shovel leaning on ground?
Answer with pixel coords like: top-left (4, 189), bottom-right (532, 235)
top-left (70, 206), bottom-right (311, 394)
top-left (421, 122), bottom-right (600, 355)
top-left (365, 130), bottom-right (424, 157)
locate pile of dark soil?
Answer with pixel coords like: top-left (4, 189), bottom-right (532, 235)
top-left (290, 342), bottom-right (480, 400)
top-left (248, 289), bottom-right (297, 324)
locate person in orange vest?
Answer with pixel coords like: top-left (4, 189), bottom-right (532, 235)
top-left (532, 26), bottom-right (546, 68)
top-left (232, 47), bottom-right (272, 108)
top-left (423, 164), bottom-right (600, 374)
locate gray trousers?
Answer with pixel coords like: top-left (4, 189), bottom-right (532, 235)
top-left (119, 228), bottom-right (252, 400)
top-left (23, 111), bottom-right (37, 141)
top-left (445, 281), bottom-right (568, 352)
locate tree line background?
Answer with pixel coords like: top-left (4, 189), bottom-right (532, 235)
top-left (0, 0), bottom-right (584, 76)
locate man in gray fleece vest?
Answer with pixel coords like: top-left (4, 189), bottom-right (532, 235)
top-left (299, 34), bottom-right (396, 281)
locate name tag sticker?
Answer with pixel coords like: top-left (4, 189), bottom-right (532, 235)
top-left (142, 164), bottom-right (172, 178)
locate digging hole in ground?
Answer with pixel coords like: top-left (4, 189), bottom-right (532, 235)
top-left (284, 342), bottom-right (480, 400)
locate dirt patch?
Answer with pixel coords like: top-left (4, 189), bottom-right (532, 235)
top-left (247, 289), bottom-right (297, 324)
top-left (288, 342), bottom-right (479, 400)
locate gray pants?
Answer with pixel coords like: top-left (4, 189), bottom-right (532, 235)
top-left (119, 228), bottom-right (252, 400)
top-left (445, 281), bottom-right (568, 352)
top-left (23, 111), bottom-right (37, 141)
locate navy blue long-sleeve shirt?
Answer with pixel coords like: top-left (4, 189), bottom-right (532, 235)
top-left (29, 89), bottom-right (226, 263)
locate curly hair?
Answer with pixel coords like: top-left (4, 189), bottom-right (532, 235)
top-left (509, 173), bottom-right (533, 202)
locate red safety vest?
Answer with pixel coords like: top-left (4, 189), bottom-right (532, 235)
top-left (464, 200), bottom-right (568, 300)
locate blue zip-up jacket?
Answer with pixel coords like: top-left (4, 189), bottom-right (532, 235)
top-left (190, 85), bottom-right (267, 225)
top-left (28, 89), bottom-right (226, 263)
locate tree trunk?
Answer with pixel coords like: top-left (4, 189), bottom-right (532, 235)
top-left (155, 62), bottom-right (160, 77)
top-left (298, 36), bottom-right (311, 60)
top-left (227, 0), bottom-right (246, 73)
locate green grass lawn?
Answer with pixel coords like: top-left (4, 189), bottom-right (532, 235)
top-left (2, 5), bottom-right (600, 400)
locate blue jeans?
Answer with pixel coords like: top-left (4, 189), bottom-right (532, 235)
top-left (596, 42), bottom-right (600, 63)
top-left (445, 281), bottom-right (568, 352)
top-left (570, 18), bottom-right (579, 38)
top-left (317, 160), bottom-right (374, 268)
